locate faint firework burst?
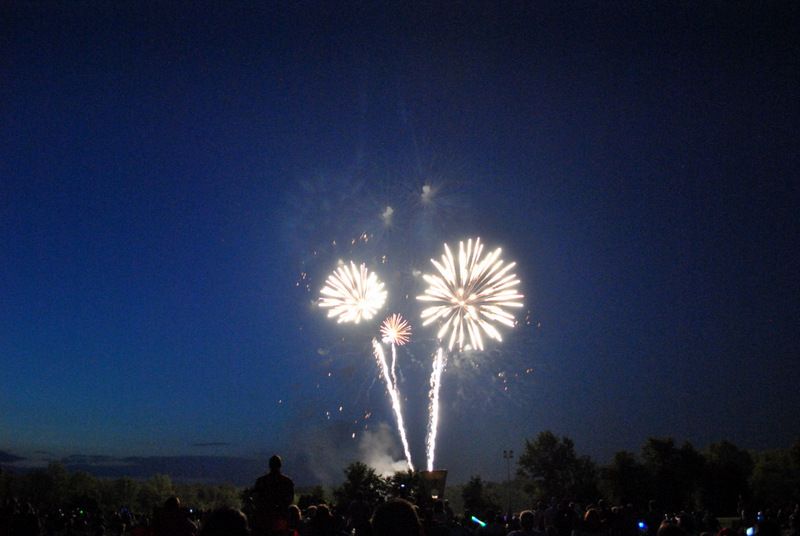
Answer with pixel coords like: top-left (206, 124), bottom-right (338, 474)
top-left (319, 262), bottom-right (387, 324)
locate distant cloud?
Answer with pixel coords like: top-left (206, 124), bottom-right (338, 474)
top-left (62, 454), bottom-right (122, 465)
top-left (54, 454), bottom-right (268, 486)
top-left (190, 442), bottom-right (231, 447)
top-left (0, 450), bottom-right (25, 463)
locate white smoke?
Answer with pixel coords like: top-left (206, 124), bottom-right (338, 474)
top-left (358, 422), bottom-right (408, 477)
top-left (287, 422), bottom-right (408, 484)
top-left (381, 205), bottom-right (394, 226)
top-left (421, 184), bottom-right (435, 204)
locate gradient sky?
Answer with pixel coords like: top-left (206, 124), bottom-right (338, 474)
top-left (2, 2), bottom-right (799, 485)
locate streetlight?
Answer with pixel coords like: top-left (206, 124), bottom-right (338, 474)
top-left (503, 449), bottom-right (514, 516)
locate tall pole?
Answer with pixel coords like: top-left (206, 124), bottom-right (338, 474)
top-left (503, 449), bottom-right (514, 517)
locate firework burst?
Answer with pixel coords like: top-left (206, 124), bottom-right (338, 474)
top-left (380, 314), bottom-right (412, 346)
top-left (319, 262), bottom-right (387, 323)
top-left (417, 237), bottom-right (523, 351)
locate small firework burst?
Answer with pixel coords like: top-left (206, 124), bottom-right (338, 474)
top-left (319, 262), bottom-right (387, 323)
top-left (380, 313), bottom-right (412, 346)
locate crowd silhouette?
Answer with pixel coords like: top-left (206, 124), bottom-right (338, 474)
top-left (1, 454), bottom-right (799, 536)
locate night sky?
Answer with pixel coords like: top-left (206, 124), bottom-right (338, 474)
top-left (2, 2), bottom-right (799, 485)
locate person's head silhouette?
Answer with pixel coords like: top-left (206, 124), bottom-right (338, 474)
top-left (269, 455), bottom-right (282, 472)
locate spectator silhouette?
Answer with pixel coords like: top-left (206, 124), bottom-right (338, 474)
top-left (11, 502), bottom-right (41, 536)
top-left (348, 492), bottom-right (372, 536)
top-left (253, 455), bottom-right (295, 536)
top-left (200, 507), bottom-right (250, 536)
top-left (645, 501), bottom-right (663, 536)
top-left (154, 496), bottom-right (197, 536)
top-left (310, 504), bottom-right (337, 536)
top-left (657, 521), bottom-right (684, 536)
top-left (371, 499), bottom-right (422, 536)
top-left (287, 505), bottom-right (302, 536)
top-left (553, 501), bottom-right (576, 536)
top-left (508, 510), bottom-right (544, 536)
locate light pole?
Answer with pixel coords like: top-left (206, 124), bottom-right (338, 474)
top-left (503, 449), bottom-right (514, 517)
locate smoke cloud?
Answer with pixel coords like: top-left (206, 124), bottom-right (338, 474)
top-left (358, 422), bottom-right (408, 477)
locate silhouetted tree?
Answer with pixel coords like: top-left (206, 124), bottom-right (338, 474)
top-left (461, 475), bottom-right (500, 517)
top-left (750, 443), bottom-right (800, 507)
top-left (697, 441), bottom-right (753, 515)
top-left (297, 485), bottom-right (327, 509)
top-left (388, 470), bottom-right (422, 502)
top-left (600, 451), bottom-right (650, 507)
top-left (333, 461), bottom-right (388, 509)
top-left (67, 470), bottom-right (101, 512)
top-left (641, 438), bottom-right (703, 511)
top-left (517, 431), bottom-right (599, 501)
top-left (177, 482), bottom-right (240, 510)
top-left (136, 474), bottom-right (174, 513)
top-left (103, 476), bottom-right (140, 512)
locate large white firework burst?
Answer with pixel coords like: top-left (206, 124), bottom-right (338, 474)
top-left (319, 262), bottom-right (387, 323)
top-left (417, 237), bottom-right (523, 351)
top-left (380, 314), bottom-right (412, 346)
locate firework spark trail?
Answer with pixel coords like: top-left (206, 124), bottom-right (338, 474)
top-left (381, 314), bottom-right (411, 389)
top-left (372, 339), bottom-right (414, 471)
top-left (319, 262), bottom-right (387, 323)
top-left (426, 347), bottom-right (446, 471)
top-left (418, 238), bottom-right (524, 470)
top-left (390, 343), bottom-right (399, 391)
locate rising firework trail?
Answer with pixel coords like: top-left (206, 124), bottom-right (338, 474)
top-left (418, 237), bottom-right (523, 470)
top-left (381, 313), bottom-right (411, 386)
top-left (426, 347), bottom-right (446, 471)
top-left (319, 262), bottom-right (387, 323)
top-left (372, 338), bottom-right (414, 470)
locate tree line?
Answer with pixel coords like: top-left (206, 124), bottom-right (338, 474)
top-left (0, 463), bottom-right (240, 514)
top-left (326, 433), bottom-right (800, 517)
top-left (2, 432), bottom-right (799, 516)
top-left (506, 432), bottom-right (800, 515)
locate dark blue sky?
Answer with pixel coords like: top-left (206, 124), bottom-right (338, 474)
top-left (2, 2), bottom-right (798, 484)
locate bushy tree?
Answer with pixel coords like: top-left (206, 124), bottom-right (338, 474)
top-left (297, 485), bottom-right (327, 509)
top-left (750, 445), bottom-right (800, 507)
top-left (135, 474), bottom-right (174, 513)
top-left (641, 438), bottom-right (703, 511)
top-left (177, 482), bottom-right (241, 510)
top-left (67, 471), bottom-right (101, 511)
top-left (600, 451), bottom-right (650, 507)
top-left (517, 431), bottom-right (599, 501)
top-left (22, 463), bottom-right (70, 510)
top-left (0, 465), bottom-right (243, 514)
top-left (333, 462), bottom-right (388, 509)
top-left (387, 470), bottom-right (423, 502)
top-left (461, 475), bottom-right (500, 517)
top-left (697, 441), bottom-right (753, 515)
top-left (101, 476), bottom-right (140, 512)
